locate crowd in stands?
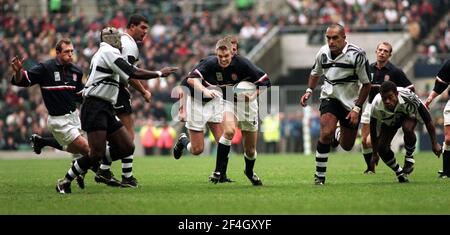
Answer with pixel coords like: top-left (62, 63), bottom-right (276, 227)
top-left (0, 0), bottom-right (448, 153)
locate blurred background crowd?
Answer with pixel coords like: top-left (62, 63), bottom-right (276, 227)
top-left (0, 0), bottom-right (449, 155)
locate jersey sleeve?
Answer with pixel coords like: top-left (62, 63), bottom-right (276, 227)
top-left (103, 48), bottom-right (137, 81)
top-left (433, 59), bottom-right (450, 94)
top-left (391, 67), bottom-right (413, 89)
top-left (241, 57), bottom-right (271, 88)
top-left (369, 95), bottom-right (382, 120)
top-left (11, 63), bottom-right (45, 87)
top-left (121, 38), bottom-right (138, 65)
top-left (354, 51), bottom-right (371, 84)
top-left (310, 50), bottom-right (323, 76)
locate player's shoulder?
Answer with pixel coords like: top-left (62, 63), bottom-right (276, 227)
top-left (70, 63), bottom-right (83, 75)
top-left (344, 43), bottom-right (365, 58)
top-left (198, 55), bottom-right (217, 66)
top-left (121, 34), bottom-right (137, 48)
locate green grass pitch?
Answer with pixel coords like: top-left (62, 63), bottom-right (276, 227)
top-left (0, 152), bottom-right (449, 215)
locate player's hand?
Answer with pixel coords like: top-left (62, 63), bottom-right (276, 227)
top-left (160, 67), bottom-right (179, 77)
top-left (203, 89), bottom-right (222, 99)
top-left (425, 96), bottom-right (434, 109)
top-left (300, 92), bottom-right (311, 107)
top-left (346, 110), bottom-right (360, 127)
top-left (11, 56), bottom-right (23, 72)
top-left (432, 142), bottom-right (442, 158)
top-left (142, 90), bottom-right (152, 103)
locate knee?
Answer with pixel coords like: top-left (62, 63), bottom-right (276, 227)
top-left (123, 142), bottom-right (135, 157)
top-left (244, 147), bottom-right (256, 157)
top-left (223, 128), bottom-right (235, 140)
top-left (81, 144), bottom-right (90, 156)
top-left (341, 143), bottom-right (354, 151)
top-left (361, 136), bottom-right (371, 148)
top-left (445, 133), bottom-right (450, 146)
top-left (319, 129), bottom-right (334, 143)
top-left (190, 145), bottom-right (204, 155)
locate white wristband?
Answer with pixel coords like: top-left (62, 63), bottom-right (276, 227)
top-left (352, 106), bottom-right (361, 114)
top-left (306, 88), bottom-right (313, 94)
top-left (156, 71), bottom-right (162, 77)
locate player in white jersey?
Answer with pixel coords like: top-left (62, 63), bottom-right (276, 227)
top-left (370, 81), bottom-right (441, 183)
top-left (360, 42), bottom-right (414, 174)
top-left (300, 23), bottom-right (371, 185)
top-left (97, 14), bottom-right (152, 188)
top-left (55, 27), bottom-right (178, 194)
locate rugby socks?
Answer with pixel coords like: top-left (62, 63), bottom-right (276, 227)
top-left (404, 143), bottom-right (416, 166)
top-left (362, 147), bottom-right (373, 168)
top-left (41, 136), bottom-right (63, 150)
top-left (244, 152), bottom-right (257, 175)
top-left (121, 155), bottom-right (133, 178)
top-left (64, 156), bottom-right (90, 182)
top-left (382, 150), bottom-right (403, 176)
top-left (99, 146), bottom-right (112, 171)
top-left (443, 143), bottom-right (450, 176)
top-left (315, 141), bottom-right (330, 180)
top-left (216, 136), bottom-right (232, 175)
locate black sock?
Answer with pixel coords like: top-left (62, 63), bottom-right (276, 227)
top-left (444, 151), bottom-right (450, 175)
top-left (215, 137), bottom-right (231, 175)
top-left (41, 137), bottom-right (63, 150)
top-left (245, 156), bottom-right (255, 175)
top-left (65, 156), bottom-right (91, 181)
top-left (363, 153), bottom-right (372, 168)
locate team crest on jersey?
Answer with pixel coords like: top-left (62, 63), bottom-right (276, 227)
top-left (216, 72), bottom-right (223, 81)
top-left (73, 73), bottom-right (77, 82)
top-left (54, 72), bottom-right (61, 81)
top-left (384, 75), bottom-right (390, 81)
top-left (231, 73), bottom-right (238, 81)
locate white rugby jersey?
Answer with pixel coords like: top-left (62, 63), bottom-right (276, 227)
top-left (120, 33), bottom-right (139, 85)
top-left (83, 42), bottom-right (136, 104)
top-left (311, 42), bottom-right (370, 111)
top-left (370, 87), bottom-right (427, 126)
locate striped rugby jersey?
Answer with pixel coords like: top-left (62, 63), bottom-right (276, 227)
top-left (311, 42), bottom-right (370, 111)
top-left (120, 32), bottom-right (139, 85)
top-left (370, 87), bottom-right (429, 126)
top-left (83, 42), bottom-right (137, 104)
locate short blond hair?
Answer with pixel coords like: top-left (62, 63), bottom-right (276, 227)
top-left (215, 38), bottom-right (232, 51)
top-left (223, 35), bottom-right (238, 44)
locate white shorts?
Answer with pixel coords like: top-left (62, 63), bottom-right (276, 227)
top-left (444, 100), bottom-right (450, 126)
top-left (360, 102), bottom-right (371, 124)
top-left (185, 96), bottom-right (223, 132)
top-left (224, 99), bottom-right (258, 132)
top-left (47, 110), bottom-right (82, 149)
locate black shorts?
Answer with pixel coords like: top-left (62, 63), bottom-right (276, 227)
top-left (114, 84), bottom-right (132, 115)
top-left (319, 98), bottom-right (360, 129)
top-left (81, 97), bottom-right (123, 134)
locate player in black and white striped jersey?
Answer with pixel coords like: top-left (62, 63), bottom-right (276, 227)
top-left (300, 23), bottom-right (371, 185)
top-left (370, 81), bottom-right (441, 183)
top-left (55, 27), bottom-right (178, 194)
top-left (97, 14), bottom-right (152, 188)
top-left (425, 59), bottom-right (450, 178)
